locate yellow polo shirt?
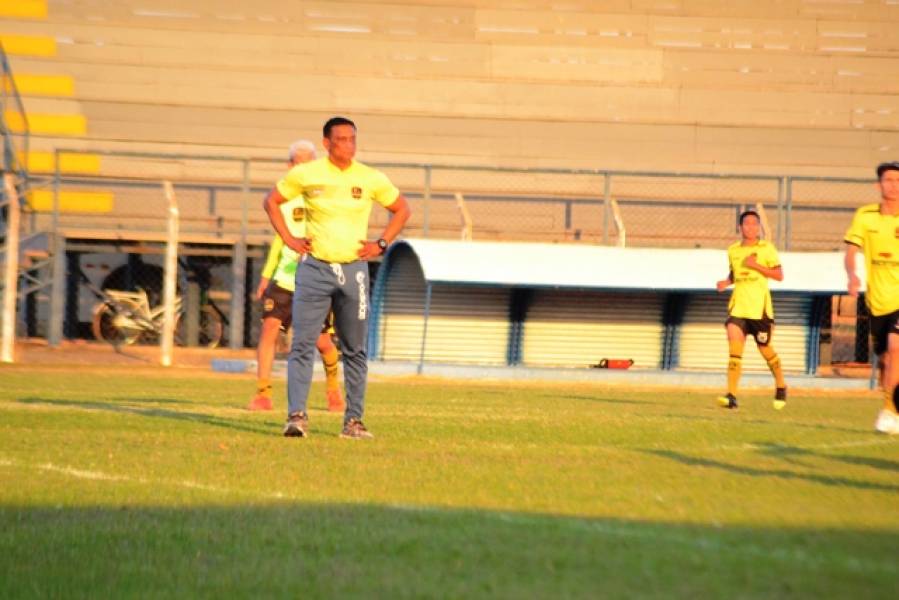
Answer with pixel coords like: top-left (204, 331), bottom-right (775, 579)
top-left (276, 158), bottom-right (399, 263)
top-left (844, 203), bottom-right (899, 316)
top-left (726, 240), bottom-right (780, 320)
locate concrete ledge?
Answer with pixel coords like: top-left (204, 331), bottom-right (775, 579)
top-left (211, 358), bottom-right (874, 391)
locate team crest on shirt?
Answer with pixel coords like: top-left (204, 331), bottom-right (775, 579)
top-left (292, 207), bottom-right (304, 222)
top-left (895, 226), bottom-right (899, 239)
top-left (351, 186), bottom-right (363, 199)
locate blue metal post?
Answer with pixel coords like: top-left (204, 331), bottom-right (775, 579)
top-left (417, 283), bottom-right (432, 375)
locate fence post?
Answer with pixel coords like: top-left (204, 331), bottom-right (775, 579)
top-left (602, 173), bottom-right (611, 245)
top-left (784, 176), bottom-right (793, 251)
top-left (52, 149), bottom-right (60, 243)
top-left (776, 177), bottom-right (785, 248)
top-left (229, 159), bottom-right (249, 349)
top-left (422, 165), bottom-right (432, 238)
top-left (47, 150), bottom-right (65, 346)
top-left (1, 173), bottom-right (20, 362)
top-left (47, 233), bottom-right (65, 346)
top-left (160, 181), bottom-right (179, 367)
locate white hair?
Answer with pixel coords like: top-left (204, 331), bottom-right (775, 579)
top-left (288, 139), bottom-right (316, 161)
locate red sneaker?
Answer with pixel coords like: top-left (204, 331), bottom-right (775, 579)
top-left (326, 389), bottom-right (344, 413)
top-left (247, 394), bottom-right (273, 411)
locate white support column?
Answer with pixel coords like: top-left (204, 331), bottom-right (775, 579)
top-left (1, 174), bottom-right (20, 363)
top-left (160, 181), bottom-right (179, 367)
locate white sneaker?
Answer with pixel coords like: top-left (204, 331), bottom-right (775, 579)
top-left (874, 409), bottom-right (899, 435)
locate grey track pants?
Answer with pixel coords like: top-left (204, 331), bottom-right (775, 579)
top-left (287, 255), bottom-right (369, 423)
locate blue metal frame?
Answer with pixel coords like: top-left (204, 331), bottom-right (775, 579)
top-left (661, 292), bottom-right (687, 370)
top-left (367, 242), bottom-right (402, 360)
top-left (505, 288), bottom-right (533, 366)
top-left (805, 295), bottom-right (829, 375)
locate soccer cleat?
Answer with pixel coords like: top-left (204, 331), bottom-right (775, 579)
top-left (874, 409), bottom-right (899, 435)
top-left (717, 393), bottom-right (738, 409)
top-left (283, 412), bottom-right (309, 437)
top-left (247, 393), bottom-right (273, 412)
top-left (340, 418), bottom-right (374, 439)
top-left (326, 388), bottom-right (344, 413)
top-left (773, 387), bottom-right (787, 411)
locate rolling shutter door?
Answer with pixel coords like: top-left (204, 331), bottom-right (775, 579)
top-left (378, 251), bottom-right (511, 365)
top-left (521, 290), bottom-right (665, 368)
top-left (677, 294), bottom-right (810, 372)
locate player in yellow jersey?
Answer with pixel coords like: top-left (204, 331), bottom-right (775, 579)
top-left (263, 117), bottom-right (411, 439)
top-left (248, 140), bottom-right (343, 413)
top-left (715, 210), bottom-right (787, 410)
top-left (844, 161), bottom-right (899, 434)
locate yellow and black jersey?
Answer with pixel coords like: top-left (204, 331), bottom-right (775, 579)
top-left (845, 202), bottom-right (899, 316)
top-left (726, 240), bottom-right (780, 320)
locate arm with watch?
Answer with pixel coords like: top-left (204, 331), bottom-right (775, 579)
top-left (357, 194), bottom-right (411, 260)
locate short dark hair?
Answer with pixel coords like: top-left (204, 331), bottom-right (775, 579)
top-left (323, 116), bottom-right (356, 138)
top-left (876, 161), bottom-right (899, 179)
top-left (739, 209), bottom-right (760, 225)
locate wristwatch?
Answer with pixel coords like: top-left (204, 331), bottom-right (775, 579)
top-left (376, 238), bottom-right (389, 253)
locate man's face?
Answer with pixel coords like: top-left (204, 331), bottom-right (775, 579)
top-left (878, 169), bottom-right (899, 202)
top-left (323, 124), bottom-right (357, 164)
top-left (740, 214), bottom-right (760, 240)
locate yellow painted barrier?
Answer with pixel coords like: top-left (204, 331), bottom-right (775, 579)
top-left (27, 190), bottom-right (114, 213)
top-left (0, 0), bottom-right (47, 19)
top-left (19, 151), bottom-right (101, 174)
top-left (10, 74), bottom-right (74, 96)
top-left (5, 111), bottom-right (86, 135)
top-left (0, 34), bottom-right (55, 56)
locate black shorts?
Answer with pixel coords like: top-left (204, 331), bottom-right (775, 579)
top-left (262, 283), bottom-right (293, 329)
top-left (261, 283), bottom-right (336, 335)
top-left (870, 309), bottom-right (899, 356)
top-left (726, 316), bottom-right (773, 347)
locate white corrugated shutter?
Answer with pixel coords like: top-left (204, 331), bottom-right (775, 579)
top-left (377, 250), bottom-right (510, 365)
top-left (521, 290), bottom-right (665, 368)
top-left (677, 294), bottom-right (810, 372)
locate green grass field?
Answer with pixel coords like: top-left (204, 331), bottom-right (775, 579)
top-left (1, 364), bottom-right (897, 598)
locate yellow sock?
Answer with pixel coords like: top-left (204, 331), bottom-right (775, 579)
top-left (727, 356), bottom-right (742, 397)
top-left (885, 386), bottom-right (899, 413)
top-left (321, 347), bottom-right (340, 391)
top-left (759, 345), bottom-right (786, 388)
top-left (726, 338), bottom-right (743, 397)
top-left (256, 378), bottom-right (272, 397)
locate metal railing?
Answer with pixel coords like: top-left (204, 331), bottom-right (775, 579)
top-left (7, 147), bottom-right (877, 351)
top-left (37, 149), bottom-right (874, 252)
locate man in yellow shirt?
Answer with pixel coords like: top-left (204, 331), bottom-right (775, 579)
top-left (844, 161), bottom-right (899, 435)
top-left (248, 140), bottom-right (343, 413)
top-left (715, 210), bottom-right (787, 410)
top-left (263, 116), bottom-right (411, 439)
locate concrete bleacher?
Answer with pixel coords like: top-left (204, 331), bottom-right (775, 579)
top-left (0, 0), bottom-right (895, 246)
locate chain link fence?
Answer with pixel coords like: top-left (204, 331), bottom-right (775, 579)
top-left (9, 148), bottom-right (878, 364)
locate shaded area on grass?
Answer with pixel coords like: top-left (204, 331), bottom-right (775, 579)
top-left (644, 448), bottom-right (899, 493)
top-left (0, 503), bottom-right (896, 599)
top-left (662, 412), bottom-right (869, 435)
top-left (755, 442), bottom-right (899, 474)
top-left (17, 397), bottom-right (272, 436)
